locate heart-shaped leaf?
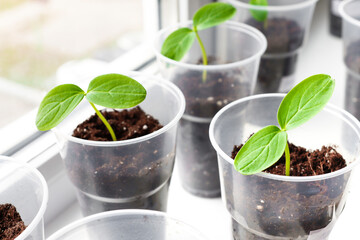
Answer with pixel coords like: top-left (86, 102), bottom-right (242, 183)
top-left (234, 125), bottom-right (287, 175)
top-left (277, 74), bottom-right (335, 131)
top-left (36, 84), bottom-right (85, 131)
top-left (86, 73), bottom-right (146, 108)
top-left (161, 28), bottom-right (195, 61)
top-left (193, 2), bottom-right (236, 31)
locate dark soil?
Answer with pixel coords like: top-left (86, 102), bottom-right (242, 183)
top-left (246, 18), bottom-right (304, 93)
top-left (172, 58), bottom-right (251, 197)
top-left (72, 106), bottom-right (162, 141)
top-left (0, 204), bottom-right (26, 240)
top-left (229, 141), bottom-right (349, 239)
top-left (231, 143), bottom-right (347, 176)
top-left (65, 107), bottom-right (175, 215)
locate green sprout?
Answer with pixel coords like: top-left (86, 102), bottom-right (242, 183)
top-left (35, 73), bottom-right (147, 141)
top-left (249, 0), bottom-right (268, 28)
top-left (234, 74), bottom-right (335, 176)
top-left (161, 2), bottom-right (236, 82)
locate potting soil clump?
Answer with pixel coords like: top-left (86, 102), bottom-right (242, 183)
top-left (72, 106), bottom-right (163, 141)
top-left (231, 142), bottom-right (347, 176)
top-left (0, 204), bottom-right (26, 240)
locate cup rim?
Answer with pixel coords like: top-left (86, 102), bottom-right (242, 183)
top-left (339, 0), bottom-right (360, 27)
top-left (53, 72), bottom-right (186, 147)
top-left (0, 156), bottom-right (49, 240)
top-left (227, 0), bottom-right (319, 11)
top-left (209, 93), bottom-right (360, 182)
top-left (153, 20), bottom-right (267, 71)
top-left (47, 209), bottom-right (208, 240)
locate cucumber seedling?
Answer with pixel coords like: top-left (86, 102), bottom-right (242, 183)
top-left (161, 2), bottom-right (236, 82)
top-left (35, 73), bottom-right (147, 141)
top-left (234, 74), bottom-right (335, 176)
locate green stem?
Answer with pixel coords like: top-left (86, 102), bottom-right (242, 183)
top-left (263, 18), bottom-right (268, 30)
top-left (89, 102), bottom-right (117, 141)
top-left (285, 142), bottom-right (290, 176)
top-left (194, 28), bottom-right (208, 83)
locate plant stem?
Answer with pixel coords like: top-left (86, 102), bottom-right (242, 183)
top-left (263, 18), bottom-right (268, 30)
top-left (194, 28), bottom-right (208, 83)
top-left (285, 142), bottom-right (290, 176)
top-left (89, 102), bottom-right (117, 141)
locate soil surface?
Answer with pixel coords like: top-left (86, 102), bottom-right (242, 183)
top-left (0, 204), bottom-right (26, 240)
top-left (173, 57), bottom-right (250, 118)
top-left (231, 142), bottom-right (347, 176)
top-left (73, 106), bottom-right (162, 141)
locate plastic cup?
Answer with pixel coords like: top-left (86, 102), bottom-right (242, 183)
top-left (48, 209), bottom-right (209, 240)
top-left (53, 72), bottom-right (185, 216)
top-left (154, 21), bottom-right (266, 197)
top-left (209, 94), bottom-right (360, 239)
top-left (227, 0), bottom-right (318, 93)
top-left (339, 0), bottom-right (360, 120)
top-left (0, 156), bottom-right (48, 240)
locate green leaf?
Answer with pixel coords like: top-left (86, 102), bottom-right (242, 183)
top-left (36, 84), bottom-right (85, 131)
top-left (234, 125), bottom-right (287, 175)
top-left (161, 28), bottom-right (195, 61)
top-left (277, 74), bottom-right (335, 131)
top-left (249, 0), bottom-right (268, 22)
top-left (193, 2), bottom-right (236, 31)
top-left (86, 73), bottom-right (147, 108)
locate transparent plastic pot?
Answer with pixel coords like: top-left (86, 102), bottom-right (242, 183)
top-left (154, 21), bottom-right (266, 198)
top-left (48, 209), bottom-right (209, 240)
top-left (340, 0), bottom-right (360, 121)
top-left (0, 156), bottom-right (48, 240)
top-left (227, 0), bottom-right (318, 93)
top-left (209, 94), bottom-right (360, 239)
top-left (53, 72), bottom-right (185, 216)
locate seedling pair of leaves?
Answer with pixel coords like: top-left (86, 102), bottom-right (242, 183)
top-left (161, 2), bottom-right (236, 82)
top-left (161, 1), bottom-right (268, 82)
top-left (234, 74), bottom-right (335, 176)
top-left (35, 74), bottom-right (147, 141)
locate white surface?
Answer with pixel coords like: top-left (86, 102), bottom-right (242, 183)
top-left (47, 0), bottom-right (360, 239)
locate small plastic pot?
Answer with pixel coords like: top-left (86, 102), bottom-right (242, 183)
top-left (154, 21), bottom-right (266, 198)
top-left (53, 72), bottom-right (185, 216)
top-left (47, 209), bottom-right (209, 240)
top-left (340, 0), bottom-right (360, 120)
top-left (0, 156), bottom-right (48, 240)
top-left (227, 0), bottom-right (318, 93)
top-left (209, 94), bottom-right (360, 239)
